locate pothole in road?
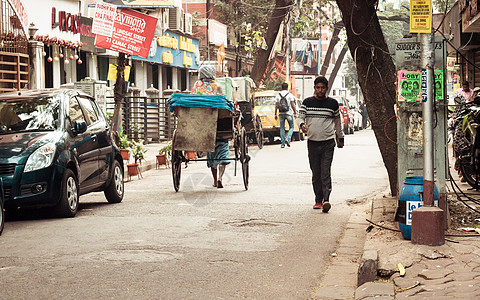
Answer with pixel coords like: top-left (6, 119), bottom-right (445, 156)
top-left (91, 249), bottom-right (181, 263)
top-left (224, 218), bottom-right (292, 227)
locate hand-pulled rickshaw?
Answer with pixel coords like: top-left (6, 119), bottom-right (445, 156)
top-left (167, 92), bottom-right (250, 192)
top-left (232, 77), bottom-right (263, 149)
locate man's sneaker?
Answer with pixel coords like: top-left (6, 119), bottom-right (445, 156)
top-left (313, 203), bottom-right (322, 209)
top-left (322, 201), bottom-right (331, 213)
top-left (286, 140), bottom-right (291, 147)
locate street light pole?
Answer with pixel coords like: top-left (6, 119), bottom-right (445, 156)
top-left (411, 30), bottom-right (445, 246)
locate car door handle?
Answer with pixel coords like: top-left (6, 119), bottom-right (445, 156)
top-left (91, 134), bottom-right (97, 141)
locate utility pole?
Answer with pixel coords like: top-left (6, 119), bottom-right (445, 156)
top-left (206, 0), bottom-right (210, 61)
top-left (286, 16), bottom-right (290, 86)
top-left (411, 28), bottom-right (445, 246)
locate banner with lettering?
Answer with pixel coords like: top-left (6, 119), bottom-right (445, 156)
top-left (133, 30), bottom-right (199, 70)
top-left (94, 8), bottom-right (157, 58)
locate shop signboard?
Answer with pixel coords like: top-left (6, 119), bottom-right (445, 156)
top-left (95, 8), bottom-right (157, 58)
top-left (290, 38), bottom-right (320, 75)
top-left (410, 0), bottom-right (432, 33)
top-left (398, 70), bottom-right (444, 102)
top-left (88, 0), bottom-right (174, 8)
top-left (395, 36), bottom-right (445, 70)
top-left (133, 30), bottom-right (199, 70)
top-left (92, 1), bottom-right (117, 37)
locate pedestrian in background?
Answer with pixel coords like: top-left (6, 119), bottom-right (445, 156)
top-left (359, 101), bottom-right (369, 129)
top-left (274, 82), bottom-right (297, 148)
top-left (454, 81), bottom-right (474, 103)
top-left (297, 76), bottom-right (344, 212)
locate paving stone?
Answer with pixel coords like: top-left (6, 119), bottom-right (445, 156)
top-left (444, 291), bottom-right (480, 299)
top-left (402, 263), bottom-right (429, 278)
top-left (361, 297), bottom-right (393, 300)
top-left (355, 282), bottom-right (394, 300)
top-left (445, 263), bottom-right (473, 273)
top-left (392, 276), bottom-right (421, 289)
top-left (314, 285), bottom-right (354, 300)
top-left (421, 258), bottom-right (454, 269)
top-left (394, 286), bottom-right (425, 299)
top-left (452, 253), bottom-right (480, 264)
top-left (446, 271), bottom-right (480, 281)
top-left (417, 276), bottom-right (453, 286)
top-left (418, 267), bottom-right (453, 279)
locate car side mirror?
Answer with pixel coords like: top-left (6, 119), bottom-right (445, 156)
top-left (73, 120), bottom-right (87, 134)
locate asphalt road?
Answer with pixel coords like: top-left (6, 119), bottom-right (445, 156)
top-left (0, 129), bottom-right (388, 300)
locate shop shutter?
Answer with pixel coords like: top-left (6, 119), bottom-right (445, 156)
top-left (474, 50), bottom-right (480, 89)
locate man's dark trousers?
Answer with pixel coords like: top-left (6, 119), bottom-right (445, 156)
top-left (307, 139), bottom-right (335, 204)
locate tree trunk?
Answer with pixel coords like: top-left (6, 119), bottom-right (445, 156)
top-left (320, 22), bottom-right (343, 77)
top-left (336, 0), bottom-right (398, 196)
top-left (327, 44), bottom-right (348, 93)
top-left (111, 53), bottom-right (126, 137)
top-left (250, 0), bottom-right (293, 85)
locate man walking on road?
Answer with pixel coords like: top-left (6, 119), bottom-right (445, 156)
top-left (297, 76), bottom-right (344, 212)
top-left (275, 82), bottom-right (297, 148)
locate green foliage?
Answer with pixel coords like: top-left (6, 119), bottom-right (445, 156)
top-left (117, 130), bottom-right (131, 149)
top-left (131, 141), bottom-right (147, 165)
top-left (158, 141), bottom-right (172, 161)
top-left (105, 112), bottom-right (113, 125)
top-left (212, 0), bottom-right (273, 56)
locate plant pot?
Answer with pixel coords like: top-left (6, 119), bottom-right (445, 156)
top-left (120, 149), bottom-right (130, 161)
top-left (156, 154), bottom-right (167, 166)
top-left (127, 163), bottom-right (139, 176)
top-left (186, 151), bottom-right (196, 160)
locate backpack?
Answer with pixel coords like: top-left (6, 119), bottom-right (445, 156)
top-left (278, 92), bottom-right (290, 113)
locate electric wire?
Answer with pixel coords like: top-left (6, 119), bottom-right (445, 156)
top-left (366, 219), bottom-right (480, 238)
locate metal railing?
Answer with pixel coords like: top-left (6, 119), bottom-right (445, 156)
top-left (106, 96), bottom-right (176, 144)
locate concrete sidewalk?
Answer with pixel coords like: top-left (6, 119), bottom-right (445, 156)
top-left (352, 180), bottom-right (480, 299)
top-left (121, 142), bottom-right (171, 180)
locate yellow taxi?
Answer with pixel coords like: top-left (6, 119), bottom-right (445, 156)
top-left (253, 90), bottom-right (303, 143)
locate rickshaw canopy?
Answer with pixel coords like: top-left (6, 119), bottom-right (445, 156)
top-left (233, 77), bottom-right (256, 103)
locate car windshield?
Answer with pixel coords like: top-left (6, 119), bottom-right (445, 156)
top-left (0, 96), bottom-right (60, 134)
top-left (254, 96), bottom-right (276, 106)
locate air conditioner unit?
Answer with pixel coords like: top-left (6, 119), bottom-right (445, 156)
top-left (169, 7), bottom-right (184, 32)
top-left (162, 9), bottom-right (169, 30)
top-left (184, 13), bottom-right (193, 35)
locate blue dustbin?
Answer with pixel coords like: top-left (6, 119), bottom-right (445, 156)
top-left (395, 176), bottom-right (439, 240)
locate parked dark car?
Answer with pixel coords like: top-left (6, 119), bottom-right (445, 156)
top-left (331, 96), bottom-right (354, 135)
top-left (0, 89), bottom-right (124, 217)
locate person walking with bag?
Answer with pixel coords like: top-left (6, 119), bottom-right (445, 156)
top-left (297, 76), bottom-right (344, 212)
top-left (275, 82), bottom-right (297, 148)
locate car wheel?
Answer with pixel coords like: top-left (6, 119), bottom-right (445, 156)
top-left (55, 168), bottom-right (79, 218)
top-left (104, 160), bottom-right (124, 203)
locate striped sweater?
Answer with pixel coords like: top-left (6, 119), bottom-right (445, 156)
top-left (297, 96), bottom-right (344, 142)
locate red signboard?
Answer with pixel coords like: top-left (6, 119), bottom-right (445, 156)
top-left (95, 8), bottom-right (157, 58)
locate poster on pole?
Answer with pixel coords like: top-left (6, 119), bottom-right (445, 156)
top-left (398, 70), bottom-right (444, 102)
top-left (95, 8), bottom-right (158, 58)
top-left (92, 1), bottom-right (117, 37)
top-left (410, 0), bottom-right (432, 33)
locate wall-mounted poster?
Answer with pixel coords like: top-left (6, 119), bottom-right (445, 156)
top-left (397, 70), bottom-right (444, 102)
top-left (291, 38), bottom-right (319, 75)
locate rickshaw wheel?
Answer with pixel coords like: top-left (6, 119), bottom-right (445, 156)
top-left (171, 133), bottom-right (182, 192)
top-left (172, 151), bottom-right (182, 192)
top-left (240, 127), bottom-right (249, 190)
top-left (255, 116), bottom-right (264, 149)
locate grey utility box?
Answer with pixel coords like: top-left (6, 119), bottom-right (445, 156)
top-left (74, 78), bottom-right (108, 114)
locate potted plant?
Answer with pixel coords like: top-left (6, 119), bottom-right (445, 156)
top-left (156, 141), bottom-right (172, 168)
top-left (127, 141), bottom-right (147, 178)
top-left (118, 130), bottom-right (131, 161)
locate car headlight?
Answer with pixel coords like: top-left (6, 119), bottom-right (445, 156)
top-left (24, 143), bottom-right (56, 172)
